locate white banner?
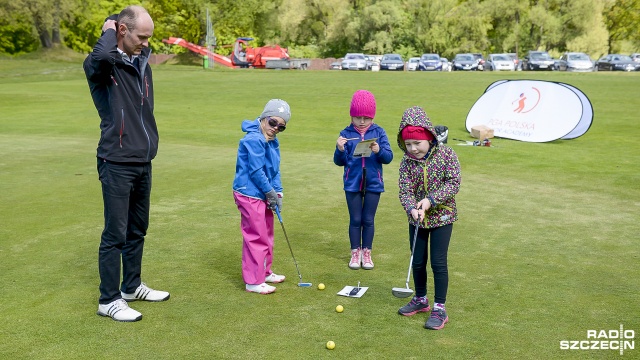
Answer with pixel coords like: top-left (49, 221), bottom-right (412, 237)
top-left (466, 80), bottom-right (593, 142)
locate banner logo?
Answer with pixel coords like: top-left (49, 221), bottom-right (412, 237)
top-left (560, 324), bottom-right (635, 355)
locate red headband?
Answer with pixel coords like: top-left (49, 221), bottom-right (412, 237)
top-left (401, 125), bottom-right (434, 141)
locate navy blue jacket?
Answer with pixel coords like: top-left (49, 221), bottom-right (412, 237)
top-left (333, 123), bottom-right (393, 193)
top-left (83, 29), bottom-right (158, 163)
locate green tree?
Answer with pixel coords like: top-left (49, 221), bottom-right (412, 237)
top-left (602, 0), bottom-right (640, 52)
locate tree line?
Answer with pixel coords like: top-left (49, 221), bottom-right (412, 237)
top-left (1, 0), bottom-right (638, 60)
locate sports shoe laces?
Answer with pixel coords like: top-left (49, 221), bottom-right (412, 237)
top-left (431, 309), bottom-right (446, 320)
top-left (350, 251), bottom-right (359, 263)
top-left (363, 251), bottom-right (372, 263)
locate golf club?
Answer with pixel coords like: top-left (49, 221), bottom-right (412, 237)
top-left (392, 223), bottom-right (419, 298)
top-left (274, 207), bottom-right (312, 287)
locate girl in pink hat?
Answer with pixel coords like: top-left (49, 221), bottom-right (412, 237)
top-left (396, 106), bottom-right (461, 330)
top-left (333, 90), bottom-right (393, 270)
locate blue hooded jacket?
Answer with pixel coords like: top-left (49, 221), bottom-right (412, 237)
top-left (233, 119), bottom-right (283, 199)
top-left (333, 123), bottom-right (393, 193)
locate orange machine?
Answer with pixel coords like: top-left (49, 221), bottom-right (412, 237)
top-left (162, 37), bottom-right (289, 68)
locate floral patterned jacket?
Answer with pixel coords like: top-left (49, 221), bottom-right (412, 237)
top-left (397, 107), bottom-right (461, 229)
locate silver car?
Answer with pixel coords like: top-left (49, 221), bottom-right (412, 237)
top-left (341, 53), bottom-right (367, 71)
top-left (556, 52), bottom-right (594, 72)
top-left (407, 57), bottom-right (420, 71)
top-left (484, 54), bottom-right (516, 71)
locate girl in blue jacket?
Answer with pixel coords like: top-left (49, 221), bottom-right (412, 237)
top-left (233, 99), bottom-right (290, 294)
top-left (333, 90), bottom-right (393, 270)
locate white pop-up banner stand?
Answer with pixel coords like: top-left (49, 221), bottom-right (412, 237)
top-left (466, 80), bottom-right (593, 142)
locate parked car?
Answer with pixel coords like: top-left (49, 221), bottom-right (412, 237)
top-left (629, 53), bottom-right (640, 63)
top-left (406, 57), bottom-right (420, 71)
top-left (595, 54), bottom-right (640, 71)
top-left (418, 53), bottom-right (442, 71)
top-left (521, 51), bottom-right (555, 71)
top-left (329, 59), bottom-right (342, 70)
top-left (484, 53), bottom-right (516, 71)
top-left (451, 53), bottom-right (479, 71)
top-left (555, 52), bottom-right (594, 72)
top-left (506, 53), bottom-right (521, 70)
top-left (471, 53), bottom-right (485, 70)
top-left (364, 54), bottom-right (380, 70)
top-left (440, 57), bottom-right (451, 71)
top-left (379, 53), bottom-right (404, 70)
top-left (341, 53), bottom-right (367, 70)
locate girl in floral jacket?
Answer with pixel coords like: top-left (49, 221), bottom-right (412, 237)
top-left (396, 106), bottom-right (461, 330)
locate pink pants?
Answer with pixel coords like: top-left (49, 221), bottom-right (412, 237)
top-left (234, 192), bottom-right (275, 285)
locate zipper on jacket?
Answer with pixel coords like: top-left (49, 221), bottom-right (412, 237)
top-left (119, 108), bottom-right (125, 148)
top-left (110, 75), bottom-right (118, 86)
top-left (138, 75), bottom-right (151, 161)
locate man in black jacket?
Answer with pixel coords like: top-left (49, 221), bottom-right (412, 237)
top-left (84, 5), bottom-right (169, 322)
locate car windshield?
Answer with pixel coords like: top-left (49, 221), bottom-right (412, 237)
top-left (384, 55), bottom-right (402, 61)
top-left (492, 55), bottom-right (509, 61)
top-left (568, 54), bottom-right (590, 61)
top-left (410, 58), bottom-right (420, 63)
top-left (421, 54), bottom-right (439, 61)
top-left (346, 54), bottom-right (365, 60)
top-left (531, 53), bottom-right (551, 60)
top-left (613, 55), bottom-right (632, 61)
top-left (455, 55), bottom-right (473, 61)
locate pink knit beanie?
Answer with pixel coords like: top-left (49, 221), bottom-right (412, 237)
top-left (350, 90), bottom-right (376, 119)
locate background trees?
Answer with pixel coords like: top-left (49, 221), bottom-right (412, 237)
top-left (1, 0), bottom-right (638, 58)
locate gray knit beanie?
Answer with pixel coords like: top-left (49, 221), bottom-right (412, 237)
top-left (260, 99), bottom-right (291, 123)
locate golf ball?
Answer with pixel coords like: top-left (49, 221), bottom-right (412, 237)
top-left (335, 305), bottom-right (344, 313)
top-left (318, 283), bottom-right (325, 290)
top-left (326, 341), bottom-right (335, 350)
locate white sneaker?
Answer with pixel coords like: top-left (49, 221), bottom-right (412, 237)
top-left (97, 299), bottom-right (142, 322)
top-left (362, 248), bottom-right (374, 269)
top-left (121, 283), bottom-right (170, 302)
top-left (348, 248), bottom-right (361, 269)
top-left (265, 273), bottom-right (286, 283)
top-left (246, 283), bottom-right (276, 294)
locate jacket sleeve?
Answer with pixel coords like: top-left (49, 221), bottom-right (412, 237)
top-left (83, 29), bottom-right (119, 83)
top-left (244, 136), bottom-right (274, 195)
top-left (375, 130), bottom-right (393, 164)
top-left (429, 147), bottom-right (461, 205)
top-left (398, 158), bottom-right (418, 214)
top-left (271, 140), bottom-right (283, 193)
top-left (333, 130), bottom-right (348, 166)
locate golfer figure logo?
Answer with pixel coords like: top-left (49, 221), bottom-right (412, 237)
top-left (512, 87), bottom-right (541, 114)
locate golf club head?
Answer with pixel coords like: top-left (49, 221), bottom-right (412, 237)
top-left (298, 282), bottom-right (313, 287)
top-left (391, 287), bottom-right (414, 298)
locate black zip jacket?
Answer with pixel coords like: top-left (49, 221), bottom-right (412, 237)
top-left (83, 29), bottom-right (158, 163)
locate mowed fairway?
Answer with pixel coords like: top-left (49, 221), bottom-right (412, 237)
top-left (1, 59), bottom-right (638, 359)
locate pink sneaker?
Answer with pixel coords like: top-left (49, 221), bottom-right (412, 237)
top-left (361, 248), bottom-right (374, 269)
top-left (348, 248), bottom-right (361, 269)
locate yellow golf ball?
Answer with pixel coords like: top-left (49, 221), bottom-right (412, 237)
top-left (335, 305), bottom-right (344, 313)
top-left (318, 283), bottom-right (325, 290)
top-left (326, 341), bottom-right (335, 350)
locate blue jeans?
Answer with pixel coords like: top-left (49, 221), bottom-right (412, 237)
top-left (97, 159), bottom-right (152, 304)
top-left (409, 223), bottom-right (452, 304)
top-left (345, 191), bottom-right (381, 250)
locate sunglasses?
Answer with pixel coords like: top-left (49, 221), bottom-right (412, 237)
top-left (267, 117), bottom-right (286, 132)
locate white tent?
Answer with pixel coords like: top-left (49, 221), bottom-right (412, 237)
top-left (466, 80), bottom-right (593, 142)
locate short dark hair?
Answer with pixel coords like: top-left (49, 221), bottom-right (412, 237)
top-left (117, 5), bottom-right (147, 31)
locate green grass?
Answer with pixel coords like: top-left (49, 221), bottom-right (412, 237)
top-left (1, 58), bottom-right (638, 359)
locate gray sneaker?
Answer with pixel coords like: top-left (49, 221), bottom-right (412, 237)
top-left (425, 308), bottom-right (449, 330)
top-left (398, 296), bottom-right (430, 316)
